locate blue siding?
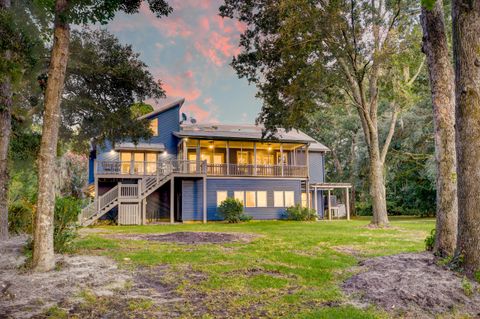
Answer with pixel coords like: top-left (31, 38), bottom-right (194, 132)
top-left (308, 152), bottom-right (325, 183)
top-left (88, 151), bottom-right (95, 184)
top-left (146, 105), bottom-right (180, 156)
top-left (182, 178), bottom-right (303, 221)
top-left (182, 179), bottom-right (203, 221)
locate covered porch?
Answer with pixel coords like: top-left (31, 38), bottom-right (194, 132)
top-left (178, 138), bottom-right (309, 178)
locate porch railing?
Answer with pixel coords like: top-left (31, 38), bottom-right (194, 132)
top-left (97, 159), bottom-right (307, 177)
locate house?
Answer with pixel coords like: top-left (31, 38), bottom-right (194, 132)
top-left (80, 98), bottom-right (351, 226)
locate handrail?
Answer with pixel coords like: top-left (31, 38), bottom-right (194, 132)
top-left (99, 185), bottom-right (118, 209)
top-left (97, 159), bottom-right (307, 177)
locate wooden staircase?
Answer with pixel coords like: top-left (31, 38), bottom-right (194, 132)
top-left (79, 173), bottom-right (172, 226)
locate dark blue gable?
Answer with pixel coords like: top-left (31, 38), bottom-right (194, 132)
top-left (146, 104), bottom-right (180, 156)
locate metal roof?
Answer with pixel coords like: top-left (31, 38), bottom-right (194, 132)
top-left (175, 124), bottom-right (329, 146)
top-left (115, 142), bottom-right (165, 152)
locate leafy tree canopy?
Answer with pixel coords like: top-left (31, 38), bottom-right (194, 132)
top-left (61, 29), bottom-right (165, 150)
top-left (131, 102), bottom-right (154, 118)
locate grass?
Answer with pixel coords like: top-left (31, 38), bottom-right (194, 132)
top-left (74, 216), bottom-right (435, 318)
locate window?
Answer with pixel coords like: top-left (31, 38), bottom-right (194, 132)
top-left (217, 191), bottom-right (228, 206)
top-left (245, 191), bottom-right (256, 207)
top-left (301, 193), bottom-right (308, 208)
top-left (150, 118), bottom-right (158, 136)
top-left (120, 152), bottom-right (132, 174)
top-left (274, 191), bottom-right (284, 207)
top-left (257, 191), bottom-right (267, 207)
top-left (237, 151), bottom-right (249, 165)
top-left (133, 152), bottom-right (145, 174)
top-left (146, 153), bottom-right (157, 174)
top-left (285, 191), bottom-right (295, 207)
top-left (234, 191), bottom-right (244, 204)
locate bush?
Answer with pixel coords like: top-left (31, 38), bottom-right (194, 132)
top-left (8, 201), bottom-right (34, 235)
top-left (284, 204), bottom-right (317, 221)
top-left (54, 196), bottom-right (81, 253)
top-left (425, 228), bottom-right (436, 251)
top-left (218, 198), bottom-right (251, 223)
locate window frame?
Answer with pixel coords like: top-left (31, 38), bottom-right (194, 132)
top-left (284, 191), bottom-right (295, 207)
top-left (274, 191), bottom-right (284, 207)
top-left (216, 191), bottom-right (228, 207)
top-left (245, 191), bottom-right (256, 208)
top-left (234, 191), bottom-right (245, 204)
top-left (257, 191), bottom-right (267, 207)
top-left (150, 118), bottom-right (159, 136)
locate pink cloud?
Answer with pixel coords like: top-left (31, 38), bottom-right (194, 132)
top-left (199, 16), bottom-right (210, 31)
top-left (182, 103), bottom-right (218, 123)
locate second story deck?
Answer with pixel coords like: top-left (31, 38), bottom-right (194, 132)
top-left (96, 159), bottom-right (309, 178)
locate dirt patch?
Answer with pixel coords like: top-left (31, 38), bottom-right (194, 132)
top-left (343, 252), bottom-right (480, 318)
top-left (107, 231), bottom-right (258, 244)
top-left (0, 236), bottom-right (183, 318)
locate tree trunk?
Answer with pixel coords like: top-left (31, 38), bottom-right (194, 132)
top-left (32, 0), bottom-right (70, 272)
top-left (0, 0), bottom-right (12, 241)
top-left (452, 0), bottom-right (480, 275)
top-left (369, 152), bottom-right (389, 226)
top-left (420, 0), bottom-right (458, 257)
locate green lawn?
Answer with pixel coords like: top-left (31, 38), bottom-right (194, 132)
top-left (74, 216), bottom-right (435, 318)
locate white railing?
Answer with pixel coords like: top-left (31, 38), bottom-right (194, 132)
top-left (99, 185), bottom-right (118, 209)
top-left (79, 200), bottom-right (97, 224)
top-left (119, 184), bottom-right (138, 199)
top-left (206, 163), bottom-right (308, 177)
top-left (97, 159), bottom-right (307, 177)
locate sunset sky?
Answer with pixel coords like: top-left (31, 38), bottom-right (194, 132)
top-left (106, 0), bottom-right (261, 124)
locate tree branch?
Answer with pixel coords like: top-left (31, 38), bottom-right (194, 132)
top-left (380, 103), bottom-right (398, 164)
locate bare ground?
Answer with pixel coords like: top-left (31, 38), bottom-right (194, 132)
top-left (0, 236), bottom-right (182, 318)
top-left (343, 252), bottom-right (480, 318)
top-left (105, 231), bottom-right (258, 244)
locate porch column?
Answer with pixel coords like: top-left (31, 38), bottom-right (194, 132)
top-left (196, 140), bottom-right (201, 173)
top-left (253, 142), bottom-right (257, 176)
top-left (305, 145), bottom-right (310, 178)
top-left (182, 139), bottom-right (187, 160)
top-left (345, 187), bottom-right (350, 221)
top-left (142, 199), bottom-right (147, 225)
top-left (327, 189), bottom-right (332, 220)
top-left (306, 181), bottom-right (310, 209)
top-left (314, 187), bottom-right (318, 215)
top-left (226, 141), bottom-right (230, 175)
top-left (170, 178), bottom-right (174, 224)
top-left (203, 176), bottom-right (207, 223)
top-left (280, 143), bottom-right (284, 176)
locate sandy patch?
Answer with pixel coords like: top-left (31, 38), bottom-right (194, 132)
top-left (106, 231), bottom-right (258, 244)
top-left (343, 252), bottom-right (480, 318)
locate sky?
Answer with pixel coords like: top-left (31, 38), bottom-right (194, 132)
top-left (106, 0), bottom-right (261, 124)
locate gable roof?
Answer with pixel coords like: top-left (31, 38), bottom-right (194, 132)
top-left (138, 98), bottom-right (185, 120)
top-left (175, 123), bottom-right (329, 150)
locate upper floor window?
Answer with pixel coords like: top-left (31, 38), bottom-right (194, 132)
top-left (150, 118), bottom-right (158, 136)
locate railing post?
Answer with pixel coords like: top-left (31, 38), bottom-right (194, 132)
top-left (118, 182), bottom-right (122, 199)
top-left (280, 144), bottom-right (284, 176)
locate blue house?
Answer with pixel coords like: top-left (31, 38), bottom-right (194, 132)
top-left (80, 98), bottom-right (350, 226)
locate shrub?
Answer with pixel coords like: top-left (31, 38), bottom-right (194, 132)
top-left (425, 228), bottom-right (436, 251)
top-left (285, 204), bottom-right (317, 221)
top-left (218, 198), bottom-right (250, 223)
top-left (54, 196), bottom-right (81, 253)
top-left (8, 201), bottom-right (34, 235)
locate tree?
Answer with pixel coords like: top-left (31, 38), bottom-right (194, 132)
top-left (32, 0), bottom-right (172, 272)
top-left (62, 29), bottom-right (164, 151)
top-left (0, 0), bottom-right (43, 240)
top-left (452, 0), bottom-right (480, 275)
top-left (220, 0), bottom-right (420, 226)
top-left (420, 0), bottom-right (457, 257)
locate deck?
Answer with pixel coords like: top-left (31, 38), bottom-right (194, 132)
top-left (96, 160), bottom-right (308, 178)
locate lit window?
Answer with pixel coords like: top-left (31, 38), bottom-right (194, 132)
top-left (234, 191), bottom-right (244, 204)
top-left (245, 191), bottom-right (256, 207)
top-left (257, 191), bottom-right (267, 207)
top-left (301, 193), bottom-right (308, 208)
top-left (285, 191), bottom-right (295, 207)
top-left (150, 118), bottom-right (158, 136)
top-left (217, 191), bottom-right (228, 206)
top-left (274, 191), bottom-right (284, 207)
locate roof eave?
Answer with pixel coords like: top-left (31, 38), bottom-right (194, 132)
top-left (138, 98), bottom-right (185, 120)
